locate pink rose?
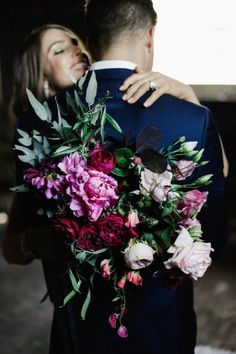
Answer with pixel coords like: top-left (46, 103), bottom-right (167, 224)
top-left (177, 190), bottom-right (208, 217)
top-left (117, 275), bottom-right (127, 288)
top-left (125, 210), bottom-right (140, 228)
top-left (126, 271), bottom-right (143, 286)
top-left (100, 259), bottom-right (111, 280)
top-left (140, 168), bottom-right (173, 203)
top-left (52, 218), bottom-right (80, 239)
top-left (108, 313), bottom-right (117, 329)
top-left (172, 159), bottom-right (197, 181)
top-left (77, 223), bottom-right (102, 251)
top-left (164, 241), bottom-right (213, 280)
top-left (118, 325), bottom-right (128, 338)
top-left (98, 215), bottom-right (127, 247)
top-left (89, 146), bottom-right (116, 174)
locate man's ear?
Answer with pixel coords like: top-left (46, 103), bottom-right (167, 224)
top-left (145, 25), bottom-right (156, 54)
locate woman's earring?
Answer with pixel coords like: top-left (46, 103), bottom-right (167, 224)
top-left (43, 81), bottom-right (50, 99)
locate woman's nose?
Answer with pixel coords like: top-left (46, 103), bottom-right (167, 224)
top-left (72, 46), bottom-right (81, 57)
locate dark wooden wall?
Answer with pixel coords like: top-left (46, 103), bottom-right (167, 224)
top-left (0, 1), bottom-right (235, 220)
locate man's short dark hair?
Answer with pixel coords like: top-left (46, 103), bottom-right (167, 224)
top-left (85, 0), bottom-right (157, 60)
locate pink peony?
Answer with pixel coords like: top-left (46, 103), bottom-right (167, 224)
top-left (177, 189), bottom-right (208, 217)
top-left (58, 152), bottom-right (87, 176)
top-left (89, 146), bottom-right (116, 174)
top-left (64, 164), bottom-right (119, 221)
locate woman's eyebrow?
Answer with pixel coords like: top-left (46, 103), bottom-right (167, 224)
top-left (48, 40), bottom-right (65, 52)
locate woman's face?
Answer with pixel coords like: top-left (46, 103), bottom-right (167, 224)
top-left (41, 28), bottom-right (88, 94)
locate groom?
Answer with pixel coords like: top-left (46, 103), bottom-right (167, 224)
top-left (75, 0), bottom-right (226, 353)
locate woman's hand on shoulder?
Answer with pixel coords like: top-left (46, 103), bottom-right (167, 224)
top-left (120, 66), bottom-right (200, 107)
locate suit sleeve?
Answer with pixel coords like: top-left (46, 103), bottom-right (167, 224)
top-left (198, 107), bottom-right (228, 258)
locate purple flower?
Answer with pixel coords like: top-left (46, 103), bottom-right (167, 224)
top-left (23, 162), bottom-right (63, 200)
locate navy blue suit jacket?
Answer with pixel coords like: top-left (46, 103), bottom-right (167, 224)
top-left (17, 68), bottom-right (228, 354)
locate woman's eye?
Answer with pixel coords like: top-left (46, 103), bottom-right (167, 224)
top-left (54, 49), bottom-right (64, 55)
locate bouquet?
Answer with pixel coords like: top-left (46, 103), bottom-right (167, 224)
top-left (13, 72), bottom-right (214, 338)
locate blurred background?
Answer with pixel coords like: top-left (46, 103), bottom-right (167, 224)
top-left (0, 0), bottom-right (235, 353)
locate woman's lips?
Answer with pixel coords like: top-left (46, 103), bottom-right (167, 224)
top-left (71, 62), bottom-right (87, 71)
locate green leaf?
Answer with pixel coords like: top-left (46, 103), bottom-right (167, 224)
top-left (106, 113), bottom-right (122, 134)
top-left (86, 71), bottom-right (97, 106)
top-left (69, 269), bottom-right (81, 292)
top-left (141, 233), bottom-right (154, 244)
top-left (26, 88), bottom-right (49, 121)
top-left (55, 97), bottom-right (62, 126)
top-left (76, 251), bottom-right (87, 262)
top-left (78, 71), bottom-right (88, 90)
top-left (157, 229), bottom-right (172, 248)
top-left (114, 148), bottom-right (133, 169)
top-left (14, 144), bottom-right (35, 157)
top-left (52, 145), bottom-right (79, 157)
top-left (112, 167), bottom-right (128, 177)
top-left (74, 89), bottom-right (86, 112)
top-left (60, 289), bottom-right (77, 307)
top-left (43, 101), bottom-right (52, 122)
top-left (81, 288), bottom-right (91, 320)
top-left (140, 149), bottom-right (167, 173)
top-left (37, 208), bottom-right (44, 216)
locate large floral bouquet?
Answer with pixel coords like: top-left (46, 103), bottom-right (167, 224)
top-left (13, 72), bottom-right (213, 337)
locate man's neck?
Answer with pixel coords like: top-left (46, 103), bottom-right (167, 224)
top-left (90, 60), bottom-right (137, 71)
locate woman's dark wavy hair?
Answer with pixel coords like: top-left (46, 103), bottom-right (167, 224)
top-left (9, 23), bottom-right (90, 119)
top-left (85, 0), bottom-right (157, 60)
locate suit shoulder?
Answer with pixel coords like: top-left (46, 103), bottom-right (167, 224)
top-left (158, 94), bottom-right (211, 118)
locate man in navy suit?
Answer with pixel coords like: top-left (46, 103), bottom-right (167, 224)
top-left (60, 0), bottom-right (226, 353)
top-left (12, 1), bottom-right (228, 353)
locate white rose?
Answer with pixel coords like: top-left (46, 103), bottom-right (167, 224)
top-left (124, 242), bottom-right (155, 270)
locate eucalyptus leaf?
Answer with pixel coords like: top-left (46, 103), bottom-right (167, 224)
top-left (52, 145), bottom-right (79, 157)
top-left (106, 113), bottom-right (122, 134)
top-left (85, 70), bottom-right (97, 106)
top-left (81, 288), bottom-right (91, 320)
top-left (74, 88), bottom-right (86, 112)
top-left (18, 136), bottom-right (32, 147)
top-left (17, 129), bottom-right (29, 138)
top-left (10, 184), bottom-right (30, 192)
top-left (55, 97), bottom-right (62, 126)
top-left (43, 101), bottom-right (52, 122)
top-left (69, 269), bottom-right (80, 292)
top-left (60, 289), bottom-right (77, 307)
top-left (18, 155), bottom-right (35, 165)
top-left (78, 70), bottom-right (88, 90)
top-left (26, 88), bottom-right (49, 121)
top-left (14, 145), bottom-right (35, 158)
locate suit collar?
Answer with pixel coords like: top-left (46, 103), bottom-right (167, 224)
top-left (90, 60), bottom-right (137, 70)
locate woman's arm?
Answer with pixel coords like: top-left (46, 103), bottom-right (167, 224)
top-left (120, 67), bottom-right (200, 106)
top-left (2, 194), bottom-right (69, 265)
